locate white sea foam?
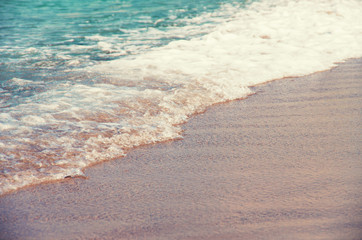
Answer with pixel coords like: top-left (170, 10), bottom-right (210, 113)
top-left (1, 0), bottom-right (362, 195)
top-left (7, 78), bottom-right (37, 86)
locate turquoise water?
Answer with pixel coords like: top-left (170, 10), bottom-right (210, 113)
top-left (0, 0), bottom-right (242, 83)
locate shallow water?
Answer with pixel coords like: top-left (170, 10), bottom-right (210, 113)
top-left (0, 58), bottom-right (361, 240)
top-left (1, 0), bottom-right (362, 194)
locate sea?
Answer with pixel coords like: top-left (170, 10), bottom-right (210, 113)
top-left (1, 0), bottom-right (362, 195)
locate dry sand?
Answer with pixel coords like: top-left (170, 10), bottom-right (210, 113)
top-left (1, 58), bottom-right (361, 240)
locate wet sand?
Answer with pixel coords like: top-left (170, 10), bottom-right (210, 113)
top-left (1, 58), bottom-right (362, 240)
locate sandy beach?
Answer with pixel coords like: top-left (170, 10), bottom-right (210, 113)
top-left (1, 58), bottom-right (361, 240)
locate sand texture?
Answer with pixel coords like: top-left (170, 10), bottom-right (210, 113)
top-left (1, 58), bottom-right (361, 240)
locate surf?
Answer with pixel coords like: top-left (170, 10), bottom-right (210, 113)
top-left (1, 0), bottom-right (362, 195)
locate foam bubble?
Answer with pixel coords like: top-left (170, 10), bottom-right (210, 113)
top-left (7, 78), bottom-right (36, 86)
top-left (0, 123), bottom-right (15, 131)
top-left (21, 115), bottom-right (47, 125)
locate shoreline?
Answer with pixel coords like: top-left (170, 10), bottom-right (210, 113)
top-left (0, 62), bottom-right (345, 198)
top-left (1, 58), bottom-right (361, 239)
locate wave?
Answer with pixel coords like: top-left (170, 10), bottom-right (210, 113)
top-left (1, 0), bottom-right (362, 195)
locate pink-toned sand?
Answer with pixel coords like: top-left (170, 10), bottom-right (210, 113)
top-left (1, 58), bottom-right (361, 240)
